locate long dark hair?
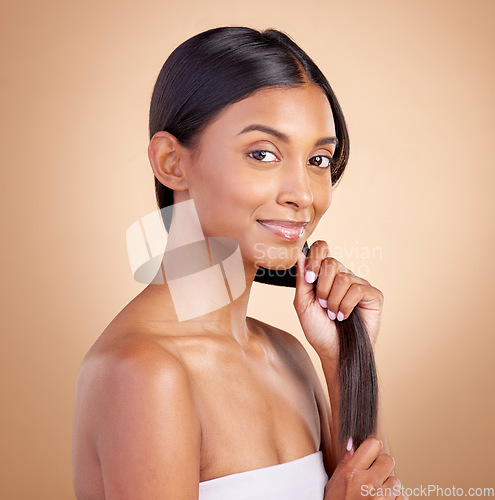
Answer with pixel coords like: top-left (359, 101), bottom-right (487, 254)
top-left (148, 26), bottom-right (377, 455)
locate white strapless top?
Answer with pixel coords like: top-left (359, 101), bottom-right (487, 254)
top-left (198, 451), bottom-right (328, 499)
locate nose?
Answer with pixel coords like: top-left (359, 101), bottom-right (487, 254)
top-left (276, 160), bottom-right (313, 209)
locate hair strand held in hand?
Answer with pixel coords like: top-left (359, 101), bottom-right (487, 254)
top-left (337, 308), bottom-right (378, 453)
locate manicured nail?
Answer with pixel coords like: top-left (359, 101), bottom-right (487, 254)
top-left (327, 309), bottom-right (336, 320)
top-left (305, 270), bottom-right (316, 283)
top-left (318, 298), bottom-right (328, 308)
top-left (337, 311), bottom-right (344, 321)
top-left (346, 437), bottom-right (353, 451)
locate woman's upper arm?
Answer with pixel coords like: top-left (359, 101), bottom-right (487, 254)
top-left (89, 345), bottom-right (201, 499)
top-left (282, 331), bottom-right (335, 477)
top-left (311, 363), bottom-right (335, 476)
top-left (265, 322), bottom-right (335, 477)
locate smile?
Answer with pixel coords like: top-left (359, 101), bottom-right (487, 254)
top-left (256, 220), bottom-right (308, 241)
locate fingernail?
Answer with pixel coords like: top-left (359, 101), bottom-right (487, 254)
top-left (337, 311), bottom-right (344, 321)
top-left (305, 270), bottom-right (316, 283)
top-left (318, 298), bottom-right (327, 308)
top-left (327, 309), bottom-right (336, 320)
top-left (346, 437), bottom-right (353, 451)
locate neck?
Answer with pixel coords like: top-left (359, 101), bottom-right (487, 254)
top-left (147, 198), bottom-right (261, 347)
top-left (147, 257), bottom-right (259, 347)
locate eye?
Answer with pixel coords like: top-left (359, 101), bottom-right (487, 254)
top-left (247, 150), bottom-right (278, 162)
top-left (309, 155), bottom-right (334, 168)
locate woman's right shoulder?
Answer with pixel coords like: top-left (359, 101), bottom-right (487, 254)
top-left (78, 286), bottom-right (189, 382)
top-left (76, 322), bottom-right (193, 404)
top-left (73, 325), bottom-right (202, 499)
top-left (75, 322), bottom-right (200, 432)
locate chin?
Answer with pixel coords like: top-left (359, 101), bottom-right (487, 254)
top-left (251, 241), bottom-right (300, 270)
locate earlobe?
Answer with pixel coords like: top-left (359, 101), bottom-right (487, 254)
top-left (148, 131), bottom-right (189, 191)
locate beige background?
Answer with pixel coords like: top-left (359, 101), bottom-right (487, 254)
top-left (1, 0), bottom-right (494, 498)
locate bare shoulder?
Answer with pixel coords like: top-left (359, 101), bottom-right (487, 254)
top-left (76, 333), bottom-right (196, 411)
top-left (73, 331), bottom-right (201, 499)
top-left (248, 316), bottom-right (318, 376)
top-left (75, 329), bottom-right (201, 440)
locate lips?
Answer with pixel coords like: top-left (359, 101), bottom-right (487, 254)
top-left (257, 219), bottom-right (309, 241)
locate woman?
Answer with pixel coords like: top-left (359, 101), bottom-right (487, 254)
top-left (72, 26), bottom-right (405, 499)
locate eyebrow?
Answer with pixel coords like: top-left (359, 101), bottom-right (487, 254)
top-left (237, 123), bottom-right (339, 148)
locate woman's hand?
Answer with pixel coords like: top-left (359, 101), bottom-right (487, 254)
top-left (324, 438), bottom-right (407, 500)
top-left (293, 240), bottom-right (384, 361)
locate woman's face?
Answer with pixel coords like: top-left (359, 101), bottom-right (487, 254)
top-left (180, 82), bottom-right (337, 271)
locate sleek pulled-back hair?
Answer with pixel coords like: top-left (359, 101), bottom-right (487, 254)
top-left (148, 26), bottom-right (377, 456)
top-left (149, 26), bottom-right (349, 210)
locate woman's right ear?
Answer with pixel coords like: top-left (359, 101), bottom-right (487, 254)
top-left (148, 131), bottom-right (190, 192)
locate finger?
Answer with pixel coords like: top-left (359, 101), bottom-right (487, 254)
top-left (332, 445), bottom-right (355, 473)
top-left (325, 268), bottom-right (357, 321)
top-left (380, 475), bottom-right (402, 499)
top-left (369, 453), bottom-right (396, 484)
top-left (314, 257), bottom-right (356, 313)
top-left (348, 437), bottom-right (383, 470)
top-left (334, 281), bottom-right (377, 321)
top-left (294, 249), bottom-right (314, 305)
top-left (303, 240), bottom-right (330, 284)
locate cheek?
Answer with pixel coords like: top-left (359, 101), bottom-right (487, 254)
top-left (195, 155), bottom-right (264, 210)
top-left (190, 165), bottom-right (254, 232)
top-left (323, 187), bottom-right (332, 211)
top-left (312, 180), bottom-right (332, 214)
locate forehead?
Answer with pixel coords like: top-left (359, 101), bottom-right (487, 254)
top-left (199, 83), bottom-right (336, 143)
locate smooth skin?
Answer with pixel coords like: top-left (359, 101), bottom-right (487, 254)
top-left (72, 82), bottom-right (406, 499)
